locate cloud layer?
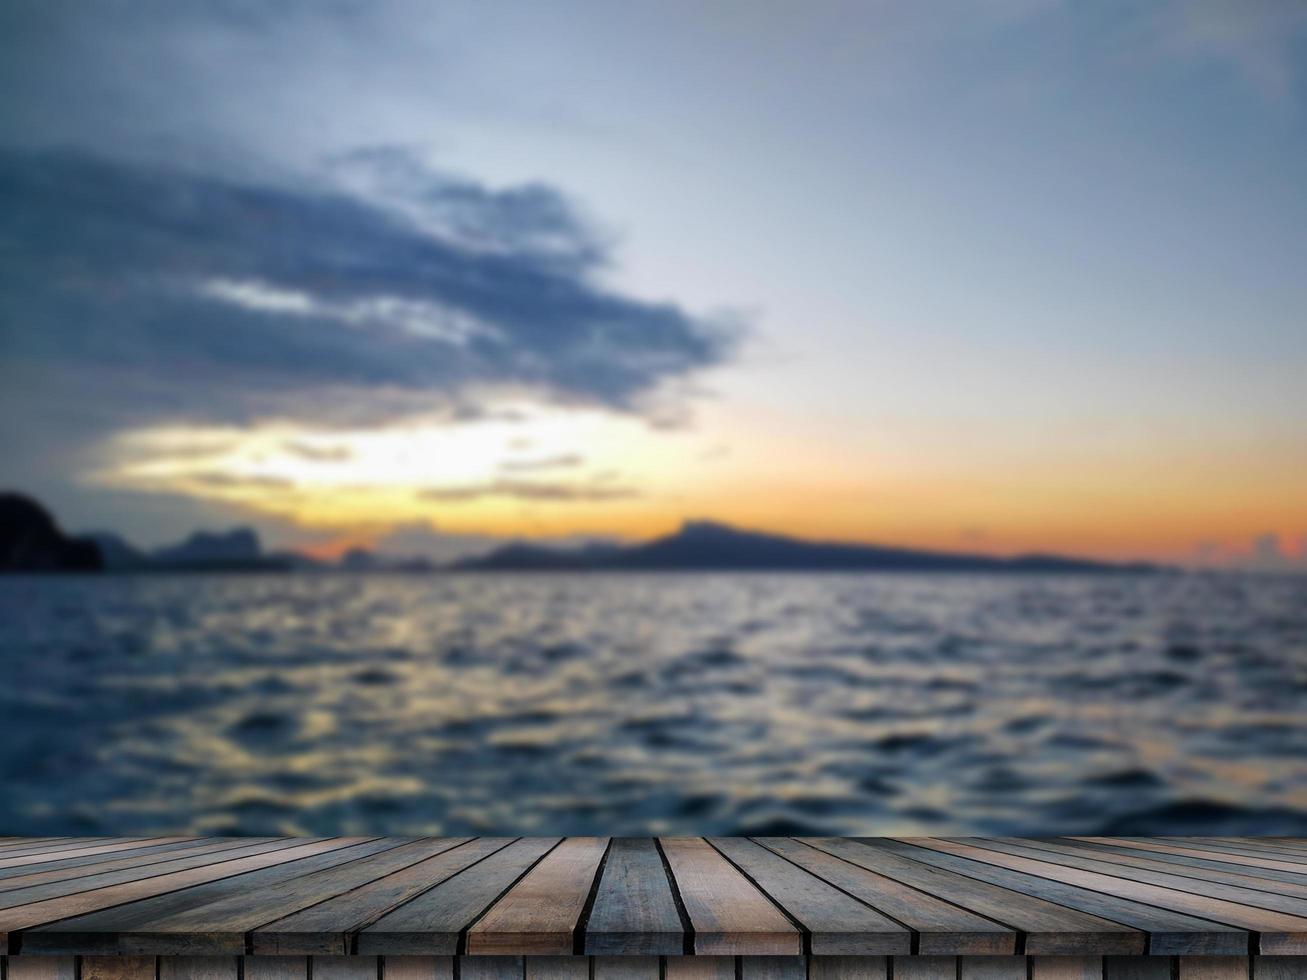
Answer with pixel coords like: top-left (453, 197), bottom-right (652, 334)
top-left (419, 479), bottom-right (638, 504)
top-left (0, 147), bottom-right (735, 434)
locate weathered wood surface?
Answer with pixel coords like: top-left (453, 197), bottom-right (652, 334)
top-left (255, 838), bottom-right (514, 955)
top-left (807, 838), bottom-right (1142, 956)
top-left (0, 955), bottom-right (1303, 978)
top-left (109, 838), bottom-right (469, 954)
top-left (658, 837), bottom-right (800, 955)
top-left (2, 837), bottom-right (1307, 958)
top-left (583, 838), bottom-right (684, 955)
top-left (870, 839), bottom-right (1248, 955)
top-left (357, 838), bottom-right (561, 955)
top-left (706, 838), bottom-right (907, 955)
top-left (807, 956), bottom-right (886, 980)
top-left (897, 837), bottom-right (1306, 954)
top-left (467, 837), bottom-right (609, 955)
top-left (243, 957), bottom-right (310, 980)
top-left (754, 838), bottom-right (1014, 955)
top-left (21, 839), bottom-right (406, 955)
top-left (592, 955), bottom-right (659, 980)
top-left (739, 955), bottom-right (807, 980)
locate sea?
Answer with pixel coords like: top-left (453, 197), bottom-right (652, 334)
top-left (1, 571), bottom-right (1305, 837)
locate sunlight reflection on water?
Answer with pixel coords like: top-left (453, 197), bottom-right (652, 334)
top-left (1, 572), bottom-right (1305, 836)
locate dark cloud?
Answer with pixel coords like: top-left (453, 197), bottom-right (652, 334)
top-left (0, 147), bottom-right (737, 434)
top-left (419, 480), bottom-right (639, 503)
top-left (498, 453), bottom-right (584, 473)
top-left (333, 147), bottom-right (608, 273)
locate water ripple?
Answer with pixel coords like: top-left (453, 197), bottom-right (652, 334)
top-left (1, 571), bottom-right (1305, 836)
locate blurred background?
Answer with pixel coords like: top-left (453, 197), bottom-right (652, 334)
top-left (1, 0), bottom-right (1305, 837)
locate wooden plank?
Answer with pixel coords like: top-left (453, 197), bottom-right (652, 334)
top-left (242, 957), bottom-right (308, 980)
top-left (522, 956), bottom-right (587, 980)
top-left (468, 838), bottom-right (609, 955)
top-left (1189, 839), bottom-right (1307, 858)
top-left (664, 957), bottom-right (736, 980)
top-left (591, 957), bottom-right (659, 980)
top-left (959, 958), bottom-right (1028, 980)
top-left (23, 839), bottom-right (404, 954)
top-left (115, 838), bottom-right (465, 953)
top-left (0, 840), bottom-right (232, 885)
top-left (81, 956), bottom-right (156, 980)
top-left (710, 838), bottom-right (907, 955)
top-left (3, 838), bottom-right (383, 946)
top-left (255, 839), bottom-right (515, 954)
top-left (158, 956), bottom-right (239, 980)
top-left (0, 840), bottom-right (166, 862)
top-left (891, 957), bottom-right (957, 980)
top-left (660, 838), bottom-right (801, 956)
top-left (808, 956), bottom-right (888, 980)
top-left (808, 839), bottom-right (1143, 956)
top-left (1254, 957), bottom-right (1307, 978)
top-left (904, 837), bottom-right (1307, 954)
top-left (3, 957), bottom-right (77, 980)
top-left (1103, 957), bottom-right (1172, 980)
top-left (1176, 957), bottom-right (1249, 979)
top-left (583, 838), bottom-right (683, 955)
top-left (0, 841), bottom-right (178, 870)
top-left (312, 957), bottom-right (378, 980)
top-left (1155, 840), bottom-right (1307, 863)
top-left (1013, 840), bottom-right (1307, 898)
top-left (756, 838), bottom-right (1014, 955)
top-left (964, 839), bottom-right (1307, 911)
top-left (1073, 839), bottom-right (1307, 874)
top-left (2, 837), bottom-right (1306, 969)
top-left (381, 957), bottom-right (454, 980)
top-left (1059, 839), bottom-right (1307, 889)
top-left (878, 840), bottom-right (1251, 955)
top-left (457, 957), bottom-right (522, 980)
top-left (0, 841), bottom-right (104, 861)
top-left (740, 955), bottom-right (806, 980)
top-left (358, 838), bottom-right (560, 955)
top-left (1030, 959), bottom-right (1102, 980)
top-left (0, 839), bottom-right (304, 910)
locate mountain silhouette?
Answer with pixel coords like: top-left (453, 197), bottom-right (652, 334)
top-left (2, 494), bottom-right (1160, 575)
top-left (149, 527), bottom-right (296, 571)
top-left (95, 524), bottom-right (308, 572)
top-left (0, 492), bottom-right (102, 572)
top-left (455, 520), bottom-right (1157, 573)
top-left (153, 528), bottom-right (261, 564)
top-left (86, 531), bottom-right (149, 570)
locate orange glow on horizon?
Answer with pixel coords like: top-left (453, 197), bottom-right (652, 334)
top-left (84, 406), bottom-right (1307, 566)
top-left (299, 535), bottom-right (379, 562)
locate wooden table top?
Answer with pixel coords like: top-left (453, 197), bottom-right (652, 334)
top-left (1, 836), bottom-right (1305, 958)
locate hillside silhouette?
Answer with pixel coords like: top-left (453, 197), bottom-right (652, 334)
top-left (0, 493), bottom-right (102, 571)
top-left (456, 519), bottom-right (1156, 573)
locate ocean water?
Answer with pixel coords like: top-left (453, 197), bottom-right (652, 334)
top-left (1, 571), bottom-right (1305, 837)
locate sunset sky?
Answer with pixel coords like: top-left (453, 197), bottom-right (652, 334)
top-left (2, 1), bottom-right (1305, 566)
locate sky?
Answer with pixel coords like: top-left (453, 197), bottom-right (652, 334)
top-left (1, 0), bottom-right (1305, 567)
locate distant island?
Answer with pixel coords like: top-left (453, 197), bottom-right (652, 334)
top-left (0, 494), bottom-right (102, 572)
top-left (453, 519), bottom-right (1159, 573)
top-left (1, 490), bottom-right (1160, 575)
